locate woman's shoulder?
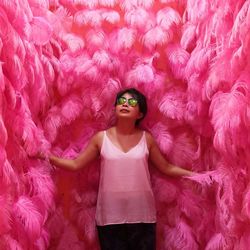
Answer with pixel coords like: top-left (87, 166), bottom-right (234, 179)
top-left (144, 130), bottom-right (155, 146)
top-left (91, 130), bottom-right (105, 146)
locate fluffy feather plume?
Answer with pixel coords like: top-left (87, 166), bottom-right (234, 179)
top-left (205, 233), bottom-right (227, 250)
top-left (166, 44), bottom-right (190, 79)
top-left (121, 0), bottom-right (154, 10)
top-left (61, 33), bottom-right (85, 52)
top-left (164, 220), bottom-right (199, 250)
top-left (92, 50), bottom-right (114, 71)
top-left (159, 90), bottom-right (187, 120)
top-left (1, 160), bottom-right (19, 186)
top-left (26, 166), bottom-right (55, 210)
top-left (86, 29), bottom-right (107, 51)
top-left (109, 27), bottom-right (136, 52)
top-left (101, 10), bottom-right (120, 24)
top-left (142, 26), bottom-right (172, 50)
top-left (210, 83), bottom-right (249, 155)
top-left (150, 122), bottom-right (173, 154)
top-left (56, 224), bottom-right (86, 250)
top-left (168, 129), bottom-right (199, 167)
top-left (12, 196), bottom-right (43, 241)
top-left (99, 0), bottom-right (117, 7)
top-left (1, 0), bottom-right (250, 249)
top-left (156, 7), bottom-right (181, 30)
top-left (30, 17), bottom-right (53, 45)
top-left (154, 177), bottom-right (179, 204)
top-left (0, 235), bottom-right (23, 250)
top-left (74, 10), bottom-right (102, 27)
top-left (125, 63), bottom-right (155, 85)
top-left (241, 184), bottom-right (250, 220)
top-left (0, 114), bottom-right (7, 146)
top-left (0, 195), bottom-right (11, 234)
top-left (60, 95), bottom-right (84, 124)
top-left (74, 0), bottom-right (98, 8)
top-left (124, 7), bottom-right (150, 29)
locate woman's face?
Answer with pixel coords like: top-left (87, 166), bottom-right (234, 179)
top-left (115, 92), bottom-right (142, 123)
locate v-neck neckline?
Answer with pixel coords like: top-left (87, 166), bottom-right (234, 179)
top-left (105, 131), bottom-right (144, 154)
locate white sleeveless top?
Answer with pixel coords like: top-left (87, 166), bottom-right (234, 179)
top-left (95, 131), bottom-right (156, 226)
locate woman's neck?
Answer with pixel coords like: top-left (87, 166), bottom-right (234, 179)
top-left (115, 119), bottom-right (137, 135)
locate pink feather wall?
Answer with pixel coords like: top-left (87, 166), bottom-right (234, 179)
top-left (0, 0), bottom-right (250, 249)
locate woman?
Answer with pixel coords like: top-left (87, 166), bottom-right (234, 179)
top-left (43, 88), bottom-right (193, 250)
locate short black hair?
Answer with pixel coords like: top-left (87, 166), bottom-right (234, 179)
top-left (115, 88), bottom-right (147, 125)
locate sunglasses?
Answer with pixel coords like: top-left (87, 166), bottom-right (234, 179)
top-left (116, 97), bottom-right (138, 107)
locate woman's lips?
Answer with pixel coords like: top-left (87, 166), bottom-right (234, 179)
top-left (120, 108), bottom-right (129, 113)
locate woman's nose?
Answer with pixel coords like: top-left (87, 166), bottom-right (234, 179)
top-left (122, 101), bottom-right (128, 107)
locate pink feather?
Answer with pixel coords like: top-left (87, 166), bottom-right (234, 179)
top-left (137, 0), bottom-right (154, 9)
top-left (156, 7), bottom-right (181, 30)
top-left (154, 177), bottom-right (179, 204)
top-left (3, 79), bottom-right (17, 109)
top-left (60, 95), bottom-right (84, 125)
top-left (101, 10), bottom-right (120, 24)
top-left (109, 27), bottom-right (136, 52)
top-left (168, 129), bottom-right (199, 167)
top-left (61, 33), bottom-right (85, 52)
top-left (0, 195), bottom-right (11, 234)
top-left (26, 166), bottom-right (55, 210)
top-left (121, 0), bottom-right (150, 11)
top-left (43, 106), bottom-right (62, 141)
top-left (166, 44), bottom-right (190, 79)
top-left (241, 184), bottom-right (250, 220)
top-left (1, 160), bottom-right (19, 187)
top-left (74, 0), bottom-right (98, 8)
top-left (99, 0), bottom-right (117, 7)
top-left (1, 0), bottom-right (250, 249)
top-left (164, 220), bottom-right (199, 250)
top-left (0, 115), bottom-right (7, 146)
top-left (12, 196), bottom-right (43, 241)
top-left (30, 17), bottom-right (53, 45)
top-left (86, 29), bottom-right (107, 51)
top-left (150, 122), bottom-right (173, 154)
top-left (0, 235), bottom-right (23, 250)
top-left (92, 50), bottom-right (114, 71)
top-left (34, 229), bottom-right (50, 250)
top-left (124, 7), bottom-right (150, 29)
top-left (142, 26), bottom-right (173, 50)
top-left (126, 63), bottom-right (155, 85)
top-left (74, 10), bottom-right (102, 27)
top-left (158, 90), bottom-right (186, 120)
top-left (40, 55), bottom-right (55, 82)
top-left (205, 233), bottom-right (227, 250)
top-left (210, 84), bottom-right (249, 155)
top-left (229, 0), bottom-right (249, 47)
top-left (56, 224), bottom-right (86, 250)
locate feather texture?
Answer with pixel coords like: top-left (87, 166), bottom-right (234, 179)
top-left (30, 17), bottom-right (53, 45)
top-left (156, 7), bottom-right (181, 30)
top-left (13, 196), bottom-right (43, 241)
top-left (166, 44), bottom-right (190, 79)
top-left (124, 7), bottom-right (150, 29)
top-left (101, 10), bottom-right (120, 24)
top-left (142, 26), bottom-right (172, 49)
top-left (1, 0), bottom-right (250, 249)
top-left (99, 0), bottom-right (117, 7)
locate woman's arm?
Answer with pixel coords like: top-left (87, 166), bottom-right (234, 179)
top-left (146, 132), bottom-right (193, 177)
top-left (44, 132), bottom-right (102, 171)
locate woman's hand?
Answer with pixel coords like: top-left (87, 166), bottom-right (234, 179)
top-left (28, 151), bottom-right (48, 161)
top-left (37, 152), bottom-right (48, 161)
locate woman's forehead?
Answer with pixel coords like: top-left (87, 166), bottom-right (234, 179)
top-left (121, 92), bottom-right (134, 98)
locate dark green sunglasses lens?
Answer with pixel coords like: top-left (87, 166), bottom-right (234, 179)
top-left (128, 98), bottom-right (138, 107)
top-left (117, 97), bottom-right (126, 105)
